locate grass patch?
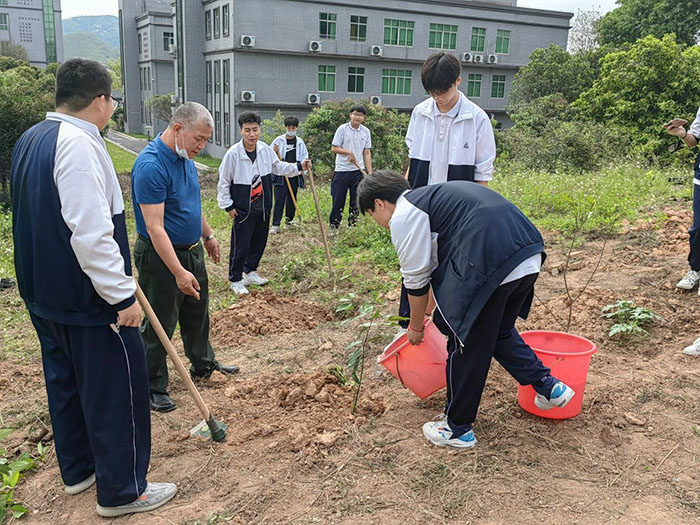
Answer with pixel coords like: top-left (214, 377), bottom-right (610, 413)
top-left (197, 154), bottom-right (222, 170)
top-left (106, 141), bottom-right (137, 174)
top-left (125, 132), bottom-right (149, 140)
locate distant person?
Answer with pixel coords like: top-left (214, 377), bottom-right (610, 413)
top-left (11, 58), bottom-right (175, 517)
top-left (270, 116), bottom-right (308, 234)
top-left (218, 112), bottom-right (312, 295)
top-left (357, 171), bottom-right (574, 449)
top-left (131, 102), bottom-right (239, 414)
top-left (664, 110), bottom-right (700, 354)
top-left (329, 104), bottom-right (373, 234)
top-left (397, 51), bottom-right (496, 333)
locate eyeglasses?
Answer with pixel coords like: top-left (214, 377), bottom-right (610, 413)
top-left (96, 93), bottom-right (123, 110)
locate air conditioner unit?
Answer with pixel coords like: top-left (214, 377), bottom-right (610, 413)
top-left (308, 40), bottom-right (322, 52)
top-left (168, 43), bottom-right (177, 56)
top-left (473, 54), bottom-right (484, 64)
top-left (487, 54), bottom-right (498, 64)
top-left (307, 93), bottom-right (320, 105)
top-left (370, 45), bottom-right (383, 57)
top-left (370, 96), bottom-right (382, 105)
top-left (240, 35), bottom-right (255, 47)
top-left (461, 52), bottom-right (473, 63)
top-left (241, 90), bottom-right (255, 102)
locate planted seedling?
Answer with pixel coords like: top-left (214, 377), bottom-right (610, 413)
top-left (0, 428), bottom-right (47, 523)
top-left (601, 299), bottom-right (662, 338)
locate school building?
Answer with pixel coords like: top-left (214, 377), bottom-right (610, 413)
top-left (119, 0), bottom-right (572, 158)
top-left (0, 0), bottom-right (63, 68)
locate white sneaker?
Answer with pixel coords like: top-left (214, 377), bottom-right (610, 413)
top-left (270, 225), bottom-right (281, 234)
top-left (242, 271), bottom-right (268, 286)
top-left (96, 482), bottom-right (177, 517)
top-left (534, 381), bottom-right (575, 410)
top-left (328, 225), bottom-right (338, 237)
top-left (65, 473), bottom-right (95, 495)
top-left (683, 337), bottom-right (700, 356)
top-left (230, 281), bottom-right (249, 295)
top-left (422, 420), bottom-right (476, 449)
top-left (677, 270), bottom-right (700, 290)
top-left (287, 220), bottom-right (300, 228)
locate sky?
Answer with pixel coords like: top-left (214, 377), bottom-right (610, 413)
top-left (60, 0), bottom-right (619, 20)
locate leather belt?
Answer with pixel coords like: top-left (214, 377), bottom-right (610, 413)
top-left (138, 234), bottom-right (199, 251)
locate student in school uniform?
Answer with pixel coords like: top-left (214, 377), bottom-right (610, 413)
top-left (270, 116), bottom-right (308, 234)
top-left (357, 170), bottom-right (575, 449)
top-left (329, 104), bottom-right (373, 234)
top-left (217, 112), bottom-right (312, 295)
top-left (397, 51), bottom-right (497, 331)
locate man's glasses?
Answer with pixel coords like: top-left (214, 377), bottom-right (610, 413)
top-left (96, 93), bottom-right (123, 110)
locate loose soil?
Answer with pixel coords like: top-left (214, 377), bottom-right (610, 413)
top-left (3, 204), bottom-right (700, 524)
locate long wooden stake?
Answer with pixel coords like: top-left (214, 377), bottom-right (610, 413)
top-left (353, 160), bottom-right (368, 176)
top-left (306, 166), bottom-right (334, 277)
top-left (274, 149), bottom-right (302, 220)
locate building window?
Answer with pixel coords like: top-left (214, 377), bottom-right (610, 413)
top-left (138, 33), bottom-right (142, 54)
top-left (429, 23), bottom-right (457, 50)
top-left (147, 66), bottom-right (151, 90)
top-left (222, 4), bottom-right (230, 37)
top-left (206, 61), bottom-right (212, 142)
top-left (224, 113), bottom-right (230, 147)
top-left (205, 10), bottom-right (211, 40)
top-left (467, 73), bottom-right (482, 98)
top-left (319, 13), bottom-right (336, 39)
top-left (214, 60), bottom-right (221, 145)
top-left (0, 1), bottom-right (7, 6)
top-left (348, 66), bottom-right (365, 93)
top-left (491, 75), bottom-right (506, 98)
top-left (215, 111), bottom-right (221, 145)
top-left (318, 65), bottom-right (336, 92)
top-left (213, 7), bottom-right (220, 39)
top-left (223, 59), bottom-right (230, 95)
top-left (382, 68), bottom-right (412, 95)
top-left (471, 27), bottom-right (486, 52)
top-left (0, 13), bottom-right (8, 31)
top-left (384, 19), bottom-right (414, 47)
top-left (350, 15), bottom-right (367, 42)
top-left (163, 31), bottom-right (174, 51)
top-left (42, 0), bottom-right (57, 63)
top-left (496, 29), bottom-right (511, 54)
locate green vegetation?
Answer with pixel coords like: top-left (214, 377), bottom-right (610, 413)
top-left (602, 299), bottom-right (662, 338)
top-left (106, 142), bottom-right (137, 173)
top-left (63, 32), bottom-right (119, 64)
top-left (196, 155), bottom-right (223, 170)
top-left (0, 429), bottom-right (46, 522)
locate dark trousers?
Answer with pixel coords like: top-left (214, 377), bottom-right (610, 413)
top-left (30, 313), bottom-right (150, 507)
top-left (689, 165), bottom-right (700, 270)
top-left (228, 209), bottom-right (269, 282)
top-left (329, 170), bottom-right (364, 227)
top-left (272, 177), bottom-right (300, 226)
top-left (398, 280), bottom-right (410, 328)
top-left (442, 273), bottom-right (551, 437)
top-left (134, 237), bottom-right (217, 395)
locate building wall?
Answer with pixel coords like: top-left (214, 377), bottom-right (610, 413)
top-left (0, 0), bottom-right (63, 67)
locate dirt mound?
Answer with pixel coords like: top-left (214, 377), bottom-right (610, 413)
top-left (210, 290), bottom-right (333, 343)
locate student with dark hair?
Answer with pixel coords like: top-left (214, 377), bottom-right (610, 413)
top-left (396, 52), bottom-right (497, 332)
top-left (218, 112), bottom-right (312, 295)
top-left (357, 171), bottom-right (574, 449)
top-left (10, 58), bottom-right (175, 517)
top-left (270, 116), bottom-right (308, 233)
top-left (329, 104), bottom-right (372, 234)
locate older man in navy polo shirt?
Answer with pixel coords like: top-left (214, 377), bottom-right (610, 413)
top-left (132, 102), bottom-right (238, 413)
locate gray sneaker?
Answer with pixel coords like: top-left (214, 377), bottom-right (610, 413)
top-left (96, 482), bottom-right (177, 518)
top-left (65, 473), bottom-right (95, 495)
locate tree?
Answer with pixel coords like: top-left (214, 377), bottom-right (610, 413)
top-left (261, 110), bottom-right (286, 145)
top-left (0, 41), bottom-right (28, 61)
top-left (574, 34), bottom-right (700, 160)
top-left (568, 9), bottom-right (601, 53)
top-left (597, 0), bottom-right (700, 47)
top-left (145, 93), bottom-right (174, 124)
top-left (107, 58), bottom-right (122, 91)
top-left (302, 99), bottom-right (409, 174)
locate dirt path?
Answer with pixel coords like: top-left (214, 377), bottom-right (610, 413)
top-left (3, 207), bottom-right (700, 524)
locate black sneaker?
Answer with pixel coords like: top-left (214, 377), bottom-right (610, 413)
top-left (149, 392), bottom-right (176, 413)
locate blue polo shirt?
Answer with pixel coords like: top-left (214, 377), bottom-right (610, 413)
top-left (131, 135), bottom-right (202, 245)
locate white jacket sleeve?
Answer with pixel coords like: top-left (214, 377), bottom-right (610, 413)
top-left (270, 145), bottom-right (302, 176)
top-left (474, 110), bottom-right (496, 182)
top-left (689, 107), bottom-right (700, 139)
top-left (405, 107), bottom-right (419, 153)
top-left (217, 148), bottom-right (235, 209)
top-left (54, 136), bottom-right (135, 307)
top-left (297, 138), bottom-right (309, 162)
top-left (390, 203), bottom-right (434, 293)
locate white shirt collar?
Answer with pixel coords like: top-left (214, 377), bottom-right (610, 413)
top-left (433, 96), bottom-right (461, 119)
top-left (46, 112), bottom-right (101, 138)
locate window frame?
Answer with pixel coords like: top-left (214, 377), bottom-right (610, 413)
top-left (495, 29), bottom-right (511, 54)
top-left (491, 74), bottom-right (506, 99)
top-left (381, 68), bottom-right (412, 95)
top-left (213, 7), bottom-right (220, 39)
top-left (383, 18), bottom-right (414, 47)
top-left (428, 23), bottom-right (457, 50)
top-left (467, 73), bottom-right (482, 98)
top-left (350, 15), bottom-right (367, 42)
top-left (163, 31), bottom-right (174, 51)
top-left (222, 4), bottom-right (230, 37)
top-left (319, 12), bottom-right (337, 40)
top-left (471, 27), bottom-right (486, 52)
top-left (205, 10), bottom-right (211, 40)
top-left (347, 66), bottom-right (365, 93)
top-left (318, 64), bottom-right (336, 92)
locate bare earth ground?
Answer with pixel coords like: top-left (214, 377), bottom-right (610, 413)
top-left (3, 206), bottom-right (700, 524)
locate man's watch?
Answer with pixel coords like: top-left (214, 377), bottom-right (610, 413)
top-left (203, 234), bottom-right (216, 241)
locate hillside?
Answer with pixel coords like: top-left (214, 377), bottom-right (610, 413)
top-left (63, 31), bottom-right (119, 64)
top-left (62, 15), bottom-right (120, 49)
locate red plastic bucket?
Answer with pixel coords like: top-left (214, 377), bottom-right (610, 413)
top-left (377, 319), bottom-right (447, 399)
top-left (518, 330), bottom-right (597, 419)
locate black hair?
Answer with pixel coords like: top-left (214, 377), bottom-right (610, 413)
top-left (238, 111), bottom-right (261, 128)
top-left (357, 170), bottom-right (410, 213)
top-left (284, 116), bottom-right (299, 127)
top-left (421, 52), bottom-right (461, 94)
top-left (350, 104), bottom-right (367, 115)
top-left (55, 58), bottom-right (112, 111)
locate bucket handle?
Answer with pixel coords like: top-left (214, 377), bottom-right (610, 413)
top-left (395, 354), bottom-right (406, 389)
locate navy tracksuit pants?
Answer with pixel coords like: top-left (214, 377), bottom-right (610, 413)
top-left (689, 155), bottom-right (700, 271)
top-left (329, 170), bottom-right (364, 227)
top-left (272, 177), bottom-right (300, 227)
top-left (436, 273), bottom-right (553, 437)
top-left (30, 313), bottom-right (150, 507)
top-left (229, 208), bottom-right (269, 282)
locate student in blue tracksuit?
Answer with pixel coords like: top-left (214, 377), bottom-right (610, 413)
top-left (10, 58), bottom-right (175, 517)
top-left (357, 170), bottom-right (574, 449)
top-left (218, 112), bottom-right (312, 295)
